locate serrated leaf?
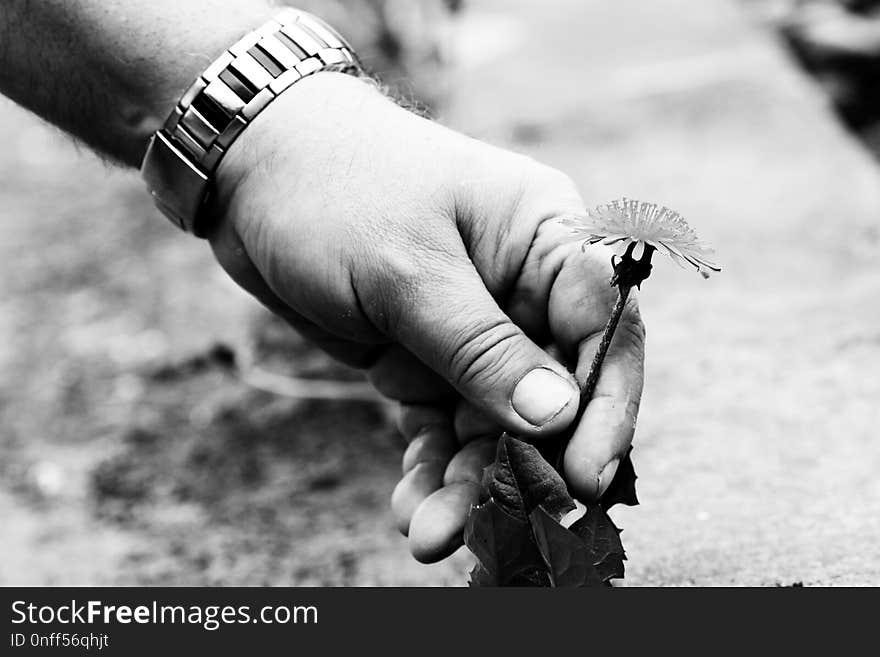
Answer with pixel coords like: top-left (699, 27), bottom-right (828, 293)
top-left (465, 438), bottom-right (637, 586)
top-left (487, 434), bottom-right (575, 521)
top-left (569, 504), bottom-right (626, 582)
top-left (464, 498), bottom-right (551, 587)
top-left (468, 563), bottom-right (495, 587)
top-left (529, 506), bottom-right (606, 587)
top-left (600, 447), bottom-right (639, 511)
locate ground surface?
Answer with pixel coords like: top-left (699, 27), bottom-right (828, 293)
top-left (1, 0), bottom-right (879, 585)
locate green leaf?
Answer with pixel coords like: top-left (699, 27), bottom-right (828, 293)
top-left (569, 504), bottom-right (626, 582)
top-left (529, 507), bottom-right (606, 587)
top-left (465, 437), bottom-right (637, 587)
top-left (467, 563), bottom-right (495, 587)
top-left (464, 498), bottom-right (551, 587)
top-left (600, 447), bottom-right (639, 511)
top-left (487, 434), bottom-right (575, 521)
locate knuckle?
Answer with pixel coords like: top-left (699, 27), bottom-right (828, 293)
top-left (444, 437), bottom-right (497, 485)
top-left (396, 403), bottom-right (451, 440)
top-left (362, 250), bottom-right (428, 334)
top-left (391, 461), bottom-right (444, 535)
top-left (408, 483), bottom-right (474, 563)
top-left (526, 162), bottom-right (580, 200)
top-left (446, 318), bottom-right (522, 389)
top-left (370, 244), bottom-right (459, 314)
top-left (378, 249), bottom-right (425, 291)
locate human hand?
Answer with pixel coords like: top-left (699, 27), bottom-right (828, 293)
top-left (207, 72), bottom-right (645, 562)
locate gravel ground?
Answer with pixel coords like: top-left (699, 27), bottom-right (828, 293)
top-left (1, 0), bottom-right (879, 585)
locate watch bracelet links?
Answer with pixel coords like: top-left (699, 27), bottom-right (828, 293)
top-left (140, 8), bottom-right (360, 236)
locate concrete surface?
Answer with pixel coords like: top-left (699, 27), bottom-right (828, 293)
top-left (441, 0), bottom-right (880, 585)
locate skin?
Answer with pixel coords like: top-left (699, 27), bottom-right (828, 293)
top-left (0, 1), bottom-right (645, 563)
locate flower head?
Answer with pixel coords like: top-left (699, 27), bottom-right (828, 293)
top-left (561, 198), bottom-right (721, 278)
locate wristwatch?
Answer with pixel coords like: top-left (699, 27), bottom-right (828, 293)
top-left (140, 8), bottom-right (360, 237)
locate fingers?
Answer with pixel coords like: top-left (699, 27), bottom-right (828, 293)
top-left (401, 425), bottom-right (457, 474)
top-left (391, 460), bottom-right (445, 535)
top-left (539, 239), bottom-right (646, 501)
top-left (564, 304), bottom-right (645, 500)
top-left (409, 438), bottom-right (496, 562)
top-left (368, 345), bottom-right (456, 404)
top-left (453, 401), bottom-right (502, 445)
top-left (393, 404), bottom-right (498, 562)
top-left (409, 482), bottom-right (480, 563)
top-left (563, 301), bottom-right (645, 501)
top-left (444, 437), bottom-right (497, 484)
top-left (384, 249), bottom-right (580, 438)
top-left (395, 403), bottom-right (450, 439)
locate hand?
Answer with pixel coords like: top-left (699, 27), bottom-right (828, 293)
top-left (207, 72), bottom-right (645, 563)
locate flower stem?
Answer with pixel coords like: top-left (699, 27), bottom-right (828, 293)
top-left (576, 284), bottom-right (631, 419)
top-left (541, 244), bottom-right (654, 472)
top-left (542, 284), bottom-right (631, 470)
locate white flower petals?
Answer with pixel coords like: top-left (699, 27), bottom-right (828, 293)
top-left (560, 199), bottom-right (721, 277)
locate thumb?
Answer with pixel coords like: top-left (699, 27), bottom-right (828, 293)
top-left (382, 251), bottom-right (579, 437)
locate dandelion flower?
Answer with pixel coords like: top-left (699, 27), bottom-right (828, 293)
top-left (561, 198), bottom-right (721, 278)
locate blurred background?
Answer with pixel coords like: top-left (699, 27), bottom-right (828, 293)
top-left (1, 0), bottom-right (879, 585)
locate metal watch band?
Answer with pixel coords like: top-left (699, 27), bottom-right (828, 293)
top-left (140, 8), bottom-right (360, 236)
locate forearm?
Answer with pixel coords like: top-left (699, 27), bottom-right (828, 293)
top-left (0, 0), bottom-right (277, 166)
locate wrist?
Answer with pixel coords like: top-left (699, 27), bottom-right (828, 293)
top-left (211, 71), bottom-right (379, 223)
top-left (140, 10), bottom-right (362, 234)
top-left (123, 9), bottom-right (279, 166)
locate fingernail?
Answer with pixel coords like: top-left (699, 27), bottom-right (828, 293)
top-left (597, 458), bottom-right (620, 496)
top-left (511, 368), bottom-right (577, 426)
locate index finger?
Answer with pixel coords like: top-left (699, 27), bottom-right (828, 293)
top-left (563, 299), bottom-right (644, 500)
top-left (541, 241), bottom-right (646, 500)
